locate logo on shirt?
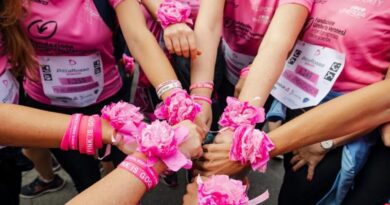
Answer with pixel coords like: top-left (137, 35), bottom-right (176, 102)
top-left (339, 6), bottom-right (367, 19)
top-left (28, 20), bottom-right (58, 40)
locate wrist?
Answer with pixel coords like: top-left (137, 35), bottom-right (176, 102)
top-left (101, 119), bottom-right (113, 145)
top-left (320, 140), bottom-right (334, 152)
top-left (132, 152), bottom-right (167, 175)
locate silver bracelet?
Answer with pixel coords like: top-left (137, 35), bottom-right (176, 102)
top-left (157, 82), bottom-right (182, 99)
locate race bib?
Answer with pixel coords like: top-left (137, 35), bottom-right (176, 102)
top-left (271, 41), bottom-right (345, 109)
top-left (39, 53), bottom-right (104, 107)
top-left (0, 69), bottom-right (19, 104)
top-left (221, 39), bottom-right (255, 84)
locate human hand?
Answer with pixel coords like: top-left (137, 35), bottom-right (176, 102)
top-left (234, 76), bottom-right (246, 97)
top-left (381, 123), bottom-right (390, 147)
top-left (176, 120), bottom-right (204, 159)
top-left (182, 179), bottom-right (199, 205)
top-left (194, 101), bottom-right (212, 132)
top-left (290, 143), bottom-right (328, 181)
top-left (163, 23), bottom-right (201, 59)
top-left (194, 130), bottom-right (248, 177)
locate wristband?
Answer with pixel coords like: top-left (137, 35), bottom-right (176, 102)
top-left (191, 95), bottom-right (212, 105)
top-left (155, 89), bottom-right (201, 125)
top-left (136, 120), bottom-right (192, 171)
top-left (156, 80), bottom-right (182, 99)
top-left (125, 156), bottom-right (159, 187)
top-left (230, 125), bottom-right (275, 173)
top-left (60, 119), bottom-right (72, 151)
top-left (197, 175), bottom-right (269, 205)
top-left (119, 160), bottom-right (155, 190)
top-left (78, 116), bottom-right (88, 154)
top-left (69, 114), bottom-right (83, 150)
top-left (85, 116), bottom-right (96, 155)
top-left (189, 81), bottom-right (214, 91)
top-left (240, 66), bottom-right (250, 77)
top-left (218, 97), bottom-right (265, 129)
top-left (92, 115), bottom-right (103, 149)
top-left (157, 0), bottom-right (193, 29)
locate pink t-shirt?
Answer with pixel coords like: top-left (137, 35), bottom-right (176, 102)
top-left (222, 0), bottom-right (314, 84)
top-left (23, 0), bottom-right (124, 107)
top-left (300, 0), bottom-right (390, 92)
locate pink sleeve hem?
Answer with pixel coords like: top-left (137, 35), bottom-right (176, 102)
top-left (278, 0), bottom-right (314, 12)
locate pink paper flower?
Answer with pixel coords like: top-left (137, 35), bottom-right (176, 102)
top-left (157, 0), bottom-right (193, 29)
top-left (197, 175), bottom-right (249, 205)
top-left (122, 54), bottom-right (135, 74)
top-left (154, 90), bottom-right (201, 125)
top-left (137, 120), bottom-right (192, 171)
top-left (230, 125), bottom-right (275, 172)
top-left (101, 101), bottom-right (146, 144)
top-left (219, 97), bottom-right (265, 129)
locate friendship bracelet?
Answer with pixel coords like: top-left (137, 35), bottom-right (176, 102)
top-left (191, 95), bottom-right (212, 105)
top-left (119, 160), bottom-right (155, 190)
top-left (240, 66), bottom-right (250, 77)
top-left (156, 81), bottom-right (182, 99)
top-left (157, 0), bottom-right (193, 29)
top-left (189, 81), bottom-right (214, 91)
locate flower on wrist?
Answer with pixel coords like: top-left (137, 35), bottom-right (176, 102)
top-left (155, 89), bottom-right (201, 125)
top-left (101, 101), bottom-right (146, 145)
top-left (230, 125), bottom-right (275, 173)
top-left (157, 0), bottom-right (193, 29)
top-left (197, 175), bottom-right (249, 205)
top-left (137, 120), bottom-right (192, 171)
top-left (219, 97), bottom-right (265, 129)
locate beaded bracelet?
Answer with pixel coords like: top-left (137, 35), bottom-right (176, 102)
top-left (189, 81), bottom-right (214, 91)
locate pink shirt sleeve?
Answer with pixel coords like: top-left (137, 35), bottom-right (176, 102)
top-left (109, 0), bottom-right (125, 9)
top-left (279, 0), bottom-right (314, 12)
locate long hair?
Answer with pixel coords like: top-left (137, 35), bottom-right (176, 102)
top-left (0, 0), bottom-right (37, 77)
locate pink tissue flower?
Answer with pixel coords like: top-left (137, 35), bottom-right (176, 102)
top-left (157, 0), bottom-right (193, 29)
top-left (137, 120), bottom-right (192, 171)
top-left (219, 97), bottom-right (265, 129)
top-left (154, 90), bottom-right (201, 125)
top-left (122, 54), bottom-right (135, 74)
top-left (101, 101), bottom-right (146, 142)
top-left (230, 125), bottom-right (275, 173)
top-left (197, 175), bottom-right (249, 205)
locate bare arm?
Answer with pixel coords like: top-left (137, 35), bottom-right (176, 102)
top-left (115, 0), bottom-right (178, 99)
top-left (190, 0), bottom-right (224, 97)
top-left (238, 4), bottom-right (309, 107)
top-left (270, 79), bottom-right (390, 156)
top-left (0, 104), bottom-right (112, 148)
top-left (140, 0), bottom-right (162, 19)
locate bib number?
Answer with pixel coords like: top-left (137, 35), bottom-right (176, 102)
top-left (271, 41), bottom-right (345, 109)
top-left (39, 53), bottom-right (104, 107)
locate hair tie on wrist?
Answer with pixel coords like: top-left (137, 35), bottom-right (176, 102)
top-left (191, 95), bottom-right (212, 104)
top-left (240, 67), bottom-right (250, 77)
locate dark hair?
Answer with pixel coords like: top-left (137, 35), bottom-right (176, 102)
top-left (0, 0), bottom-right (37, 77)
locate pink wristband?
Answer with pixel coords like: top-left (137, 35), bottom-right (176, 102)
top-left (60, 119), bottom-right (72, 151)
top-left (119, 160), bottom-right (156, 190)
top-left (69, 114), bottom-right (83, 150)
top-left (93, 115), bottom-right (103, 149)
top-left (191, 95), bottom-right (212, 104)
top-left (125, 156), bottom-right (159, 187)
top-left (78, 116), bottom-right (88, 154)
top-left (189, 81), bottom-right (214, 91)
top-left (86, 116), bottom-right (96, 155)
top-left (240, 67), bottom-right (250, 77)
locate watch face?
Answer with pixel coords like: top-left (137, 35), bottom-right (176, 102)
top-left (321, 140), bottom-right (333, 150)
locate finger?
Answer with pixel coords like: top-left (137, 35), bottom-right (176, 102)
top-left (203, 152), bottom-right (229, 161)
top-left (307, 164), bottom-right (316, 181)
top-left (179, 35), bottom-right (190, 58)
top-left (292, 159), bottom-right (307, 172)
top-left (163, 35), bottom-right (174, 54)
top-left (171, 36), bottom-right (182, 56)
top-left (290, 154), bottom-right (301, 165)
top-left (197, 159), bottom-right (230, 171)
top-left (203, 144), bottom-right (230, 153)
top-left (187, 33), bottom-right (198, 60)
